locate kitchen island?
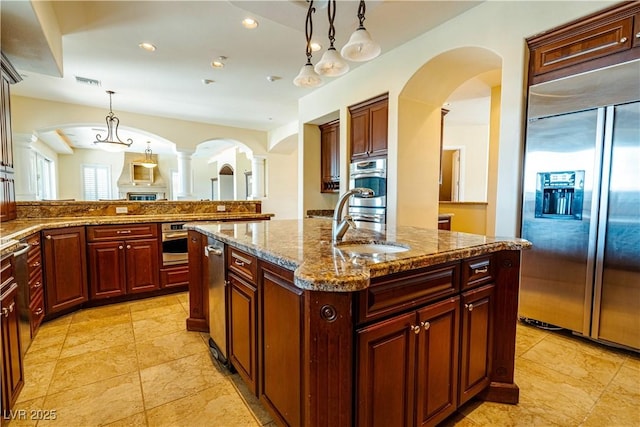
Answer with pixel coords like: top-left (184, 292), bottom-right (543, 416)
top-left (187, 218), bottom-right (531, 427)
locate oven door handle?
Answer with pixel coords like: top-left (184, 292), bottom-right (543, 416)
top-left (351, 214), bottom-right (384, 221)
top-left (163, 232), bottom-right (188, 240)
top-left (351, 170), bottom-right (385, 178)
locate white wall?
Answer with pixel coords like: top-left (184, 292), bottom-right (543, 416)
top-left (263, 148), bottom-right (298, 220)
top-left (443, 124), bottom-right (489, 202)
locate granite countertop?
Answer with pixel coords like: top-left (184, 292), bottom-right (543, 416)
top-left (0, 212), bottom-right (272, 255)
top-left (187, 218), bottom-right (531, 292)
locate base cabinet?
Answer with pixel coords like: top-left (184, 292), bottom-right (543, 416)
top-left (1, 255), bottom-right (24, 419)
top-left (228, 274), bottom-right (257, 394)
top-left (356, 297), bottom-right (460, 427)
top-left (42, 227), bottom-right (88, 315)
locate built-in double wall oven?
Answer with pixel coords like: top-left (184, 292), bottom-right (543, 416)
top-left (348, 158), bottom-right (387, 225)
top-left (161, 222), bottom-right (188, 266)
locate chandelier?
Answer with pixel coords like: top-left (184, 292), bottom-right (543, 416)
top-left (293, 0), bottom-right (380, 87)
top-left (138, 141), bottom-right (157, 169)
top-left (94, 90), bottom-right (133, 152)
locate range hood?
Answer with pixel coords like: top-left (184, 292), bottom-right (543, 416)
top-left (117, 152), bottom-right (167, 200)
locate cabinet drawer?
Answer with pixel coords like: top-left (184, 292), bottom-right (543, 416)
top-left (87, 224), bottom-right (158, 241)
top-left (357, 263), bottom-right (459, 325)
top-left (29, 270), bottom-right (43, 301)
top-left (25, 234), bottom-right (41, 257)
top-left (227, 247), bottom-right (257, 283)
top-left (0, 254), bottom-right (13, 287)
top-left (29, 291), bottom-right (45, 337)
top-left (160, 265), bottom-right (189, 288)
top-left (461, 255), bottom-right (494, 290)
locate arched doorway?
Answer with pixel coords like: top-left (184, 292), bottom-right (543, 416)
top-left (218, 164), bottom-right (234, 200)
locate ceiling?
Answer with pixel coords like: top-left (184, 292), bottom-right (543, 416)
top-left (1, 0), bottom-right (484, 154)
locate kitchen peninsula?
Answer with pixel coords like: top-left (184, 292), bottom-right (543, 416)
top-left (186, 218), bottom-right (531, 427)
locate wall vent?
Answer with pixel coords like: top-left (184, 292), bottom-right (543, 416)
top-left (75, 76), bottom-right (101, 86)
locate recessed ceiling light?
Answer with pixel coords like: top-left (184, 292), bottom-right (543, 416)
top-left (310, 42), bottom-right (322, 52)
top-left (138, 42), bottom-right (156, 52)
top-left (202, 79), bottom-right (215, 85)
top-left (242, 18), bottom-right (258, 29)
top-left (211, 56), bottom-right (227, 69)
top-left (266, 76), bottom-right (281, 82)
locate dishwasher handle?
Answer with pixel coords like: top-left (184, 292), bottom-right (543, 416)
top-left (205, 245), bottom-right (223, 257)
top-left (13, 243), bottom-right (30, 258)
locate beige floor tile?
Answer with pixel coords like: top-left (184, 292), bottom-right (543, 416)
top-left (101, 411), bottom-right (148, 427)
top-left (140, 352), bottom-right (227, 409)
top-left (520, 332), bottom-right (625, 391)
top-left (515, 323), bottom-right (547, 357)
top-left (622, 353), bottom-right (640, 371)
top-left (130, 303), bottom-right (186, 322)
top-left (39, 372), bottom-right (144, 426)
top-left (132, 311), bottom-right (187, 342)
top-left (15, 360), bottom-right (57, 403)
top-left (581, 364), bottom-right (640, 426)
top-left (5, 396), bottom-right (46, 427)
top-left (60, 322), bottom-right (135, 359)
top-left (39, 314), bottom-right (73, 330)
top-left (174, 292), bottom-right (188, 305)
top-left (135, 330), bottom-right (208, 370)
top-left (228, 374), bottom-right (273, 425)
top-left (128, 295), bottom-right (182, 313)
top-left (23, 331), bottom-right (66, 366)
top-left (48, 343), bottom-right (138, 394)
top-left (146, 381), bottom-right (260, 427)
top-left (71, 304), bottom-right (132, 326)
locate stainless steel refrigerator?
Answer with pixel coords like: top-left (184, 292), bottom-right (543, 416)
top-left (520, 59), bottom-right (640, 351)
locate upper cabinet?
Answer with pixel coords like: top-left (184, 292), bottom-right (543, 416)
top-left (319, 119), bottom-right (340, 193)
top-left (349, 93), bottom-right (388, 162)
top-left (527, 2), bottom-right (640, 85)
top-left (1, 52), bottom-right (21, 223)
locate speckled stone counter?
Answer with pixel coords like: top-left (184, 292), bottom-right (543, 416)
top-left (187, 218), bottom-right (531, 291)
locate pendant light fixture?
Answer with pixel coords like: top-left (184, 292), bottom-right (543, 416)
top-left (293, 0), bottom-right (323, 88)
top-left (94, 90), bottom-right (133, 152)
top-left (138, 142), bottom-right (157, 169)
top-left (340, 0), bottom-right (381, 62)
top-left (314, 0), bottom-right (349, 77)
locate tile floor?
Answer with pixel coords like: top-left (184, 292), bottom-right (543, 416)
top-left (6, 292), bottom-right (640, 426)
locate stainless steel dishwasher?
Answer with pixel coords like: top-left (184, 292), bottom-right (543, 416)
top-left (12, 243), bottom-right (31, 356)
top-left (205, 237), bottom-right (228, 366)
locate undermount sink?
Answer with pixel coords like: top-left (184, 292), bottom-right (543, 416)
top-left (335, 241), bottom-right (410, 255)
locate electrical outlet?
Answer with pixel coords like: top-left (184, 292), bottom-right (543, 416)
top-left (116, 207), bottom-right (128, 214)
top-left (216, 205), bottom-right (226, 212)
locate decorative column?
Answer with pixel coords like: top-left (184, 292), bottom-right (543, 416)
top-left (13, 133), bottom-right (38, 201)
top-left (177, 150), bottom-right (194, 200)
top-left (250, 155), bottom-right (266, 199)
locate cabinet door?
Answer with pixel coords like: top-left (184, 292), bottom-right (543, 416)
top-left (415, 297), bottom-right (460, 427)
top-left (125, 238), bottom-right (160, 294)
top-left (228, 273), bottom-right (257, 394)
top-left (369, 100), bottom-right (388, 158)
top-left (1, 282), bottom-right (24, 416)
top-left (356, 311), bottom-right (416, 427)
top-left (42, 227), bottom-right (88, 314)
top-left (320, 121), bottom-right (340, 193)
top-left (350, 108), bottom-right (370, 161)
top-left (88, 241), bottom-right (127, 299)
top-left (459, 283), bottom-right (495, 405)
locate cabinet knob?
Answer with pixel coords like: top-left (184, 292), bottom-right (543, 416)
top-left (465, 303), bottom-right (474, 312)
top-left (119, 245), bottom-right (124, 250)
top-left (636, 32), bottom-right (640, 39)
top-left (45, 235), bottom-right (52, 240)
top-left (1, 308), bottom-right (8, 317)
top-left (620, 37), bottom-right (628, 43)
top-left (33, 281), bottom-right (42, 289)
top-left (410, 324), bottom-right (421, 334)
top-left (126, 245), bottom-right (131, 249)
top-left (421, 321), bottom-right (431, 331)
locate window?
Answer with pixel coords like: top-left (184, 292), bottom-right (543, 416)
top-left (35, 154), bottom-right (56, 200)
top-left (82, 164), bottom-right (112, 200)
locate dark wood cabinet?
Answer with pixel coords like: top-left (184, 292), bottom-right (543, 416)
top-left (227, 246), bottom-right (258, 395)
top-left (42, 227), bottom-right (88, 315)
top-left (87, 224), bottom-right (160, 299)
top-left (320, 120), bottom-right (340, 193)
top-left (356, 296), bottom-right (460, 427)
top-left (1, 255), bottom-right (24, 418)
top-left (349, 94), bottom-right (388, 161)
top-left (527, 2), bottom-right (640, 85)
top-left (1, 52), bottom-right (21, 223)
top-left (24, 234), bottom-right (44, 337)
top-left (459, 284), bottom-right (494, 406)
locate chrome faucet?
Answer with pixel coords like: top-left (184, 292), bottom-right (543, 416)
top-left (332, 187), bottom-right (375, 242)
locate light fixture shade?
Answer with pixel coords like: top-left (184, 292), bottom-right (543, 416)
top-left (314, 47), bottom-right (350, 77)
top-left (96, 141), bottom-right (130, 153)
top-left (293, 63), bottom-right (323, 88)
top-left (340, 28), bottom-right (381, 62)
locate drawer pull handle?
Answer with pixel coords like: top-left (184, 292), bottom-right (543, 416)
top-left (421, 321), bottom-right (431, 331)
top-left (116, 230), bottom-right (132, 234)
top-left (32, 240), bottom-right (40, 246)
top-left (1, 308), bottom-right (7, 317)
top-left (45, 235), bottom-right (52, 240)
top-left (33, 281), bottom-right (42, 288)
top-left (35, 308), bottom-right (44, 315)
top-left (234, 259), bottom-right (245, 267)
top-left (31, 261), bottom-right (41, 268)
top-left (473, 266), bottom-right (488, 274)
top-left (620, 37), bottom-right (628, 43)
top-left (410, 324), bottom-right (421, 334)
top-left (465, 303), bottom-right (474, 312)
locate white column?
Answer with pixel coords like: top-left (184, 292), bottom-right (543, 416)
top-left (13, 133), bottom-right (38, 201)
top-left (250, 155), bottom-right (266, 199)
top-left (176, 150), bottom-right (194, 200)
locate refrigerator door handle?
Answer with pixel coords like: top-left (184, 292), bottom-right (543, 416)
top-left (590, 106), bottom-right (615, 340)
